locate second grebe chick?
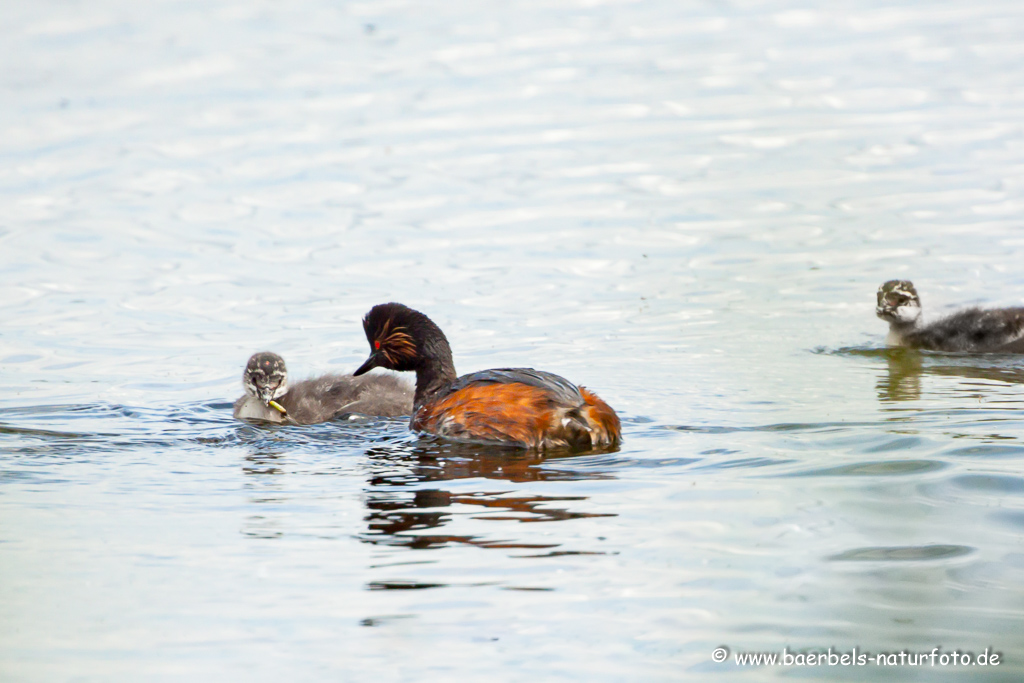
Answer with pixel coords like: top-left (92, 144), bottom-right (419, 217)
top-left (876, 280), bottom-right (1024, 352)
top-left (352, 303), bottom-right (621, 450)
top-left (233, 351), bottom-right (413, 424)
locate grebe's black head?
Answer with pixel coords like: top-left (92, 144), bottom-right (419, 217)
top-left (876, 280), bottom-right (921, 324)
top-left (243, 352), bottom-right (288, 404)
top-left (354, 303), bottom-right (450, 375)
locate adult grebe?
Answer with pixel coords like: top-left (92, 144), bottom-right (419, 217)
top-left (352, 303), bottom-right (621, 450)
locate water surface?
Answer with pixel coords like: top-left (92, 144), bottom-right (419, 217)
top-left (3, 0), bottom-right (1024, 680)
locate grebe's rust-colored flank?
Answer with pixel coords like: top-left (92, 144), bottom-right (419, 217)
top-left (353, 303), bottom-right (621, 450)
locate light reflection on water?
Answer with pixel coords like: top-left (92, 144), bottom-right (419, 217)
top-left (3, 0), bottom-right (1024, 679)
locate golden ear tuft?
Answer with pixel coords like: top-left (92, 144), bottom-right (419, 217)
top-left (377, 320), bottom-right (416, 364)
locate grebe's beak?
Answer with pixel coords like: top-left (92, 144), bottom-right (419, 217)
top-left (353, 353), bottom-right (378, 376)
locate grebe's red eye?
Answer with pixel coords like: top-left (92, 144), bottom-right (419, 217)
top-left (374, 340), bottom-right (380, 350)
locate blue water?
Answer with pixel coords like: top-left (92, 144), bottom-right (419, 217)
top-left (3, 0), bottom-right (1024, 680)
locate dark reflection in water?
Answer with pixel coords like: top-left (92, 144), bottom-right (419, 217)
top-left (230, 422), bottom-right (620, 554)
top-left (359, 439), bottom-right (617, 551)
top-left (876, 348), bottom-right (924, 402)
top-left (367, 580), bottom-right (452, 591)
top-left (241, 450), bottom-right (286, 476)
top-left (363, 438), bottom-right (618, 484)
top-left (824, 346), bottom-right (1024, 403)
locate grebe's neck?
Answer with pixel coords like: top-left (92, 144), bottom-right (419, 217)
top-left (887, 320), bottom-right (917, 346)
top-left (414, 336), bottom-right (457, 407)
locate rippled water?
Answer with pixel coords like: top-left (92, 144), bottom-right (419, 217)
top-left (3, 0), bottom-right (1024, 680)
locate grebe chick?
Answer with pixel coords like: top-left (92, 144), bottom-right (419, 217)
top-left (233, 351), bottom-right (413, 425)
top-left (352, 303), bottom-right (621, 450)
top-left (876, 280), bottom-right (1024, 352)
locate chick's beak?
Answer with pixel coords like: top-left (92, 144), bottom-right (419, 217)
top-left (353, 353), bottom-right (378, 376)
top-left (257, 387), bottom-right (275, 405)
